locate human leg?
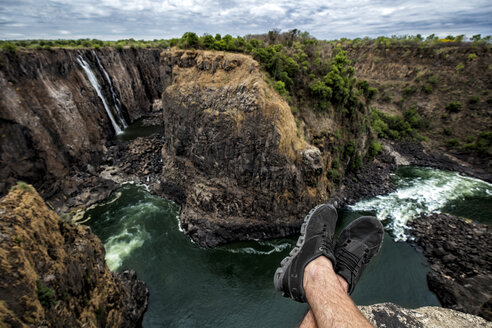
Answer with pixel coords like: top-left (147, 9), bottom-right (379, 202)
top-left (300, 257), bottom-right (373, 328)
top-left (298, 271), bottom-right (350, 328)
top-left (274, 206), bottom-right (383, 328)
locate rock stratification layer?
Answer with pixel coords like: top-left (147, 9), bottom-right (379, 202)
top-left (0, 184), bottom-right (148, 327)
top-left (159, 49), bottom-right (323, 246)
top-left (0, 48), bottom-right (163, 200)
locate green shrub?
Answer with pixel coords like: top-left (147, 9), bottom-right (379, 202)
top-left (455, 62), bottom-right (465, 73)
top-left (274, 81), bottom-right (287, 95)
top-left (349, 153), bottom-right (363, 171)
top-left (469, 95), bottom-right (480, 104)
top-left (445, 138), bottom-right (460, 148)
top-left (427, 74), bottom-right (439, 85)
top-left (331, 157), bottom-right (340, 169)
top-left (36, 280), bottom-right (56, 308)
top-left (1, 42), bottom-right (17, 52)
top-left (403, 107), bottom-right (423, 128)
top-left (422, 84), bottom-right (433, 94)
top-left (344, 140), bottom-right (356, 158)
top-left (10, 181), bottom-right (33, 193)
top-left (326, 169), bottom-right (340, 184)
top-left (445, 101), bottom-right (462, 112)
top-left (475, 131), bottom-right (492, 154)
top-left (402, 85), bottom-right (417, 98)
top-left (368, 140), bottom-right (382, 156)
top-left (443, 128), bottom-right (452, 136)
top-left (181, 32), bottom-right (199, 49)
top-left (310, 79), bottom-right (332, 99)
top-left (370, 109), bottom-right (417, 140)
top-left (467, 53), bottom-right (478, 61)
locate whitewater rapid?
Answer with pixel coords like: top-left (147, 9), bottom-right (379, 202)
top-left (349, 167), bottom-right (492, 241)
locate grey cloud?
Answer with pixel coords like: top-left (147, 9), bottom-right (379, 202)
top-left (0, 0), bottom-right (491, 40)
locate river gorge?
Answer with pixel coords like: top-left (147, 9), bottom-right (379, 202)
top-left (0, 44), bottom-right (491, 326)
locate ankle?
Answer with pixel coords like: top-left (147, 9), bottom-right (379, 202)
top-left (304, 256), bottom-right (334, 285)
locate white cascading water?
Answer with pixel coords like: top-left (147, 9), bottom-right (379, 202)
top-left (77, 55), bottom-right (123, 135)
top-left (93, 51), bottom-right (128, 129)
top-left (350, 167), bottom-right (492, 241)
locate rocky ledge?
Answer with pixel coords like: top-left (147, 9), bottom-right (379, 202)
top-left (407, 213), bottom-right (492, 321)
top-left (0, 183), bottom-right (148, 327)
top-left (359, 303), bottom-right (492, 327)
top-left (158, 49), bottom-right (318, 247)
top-left (384, 140), bottom-right (491, 183)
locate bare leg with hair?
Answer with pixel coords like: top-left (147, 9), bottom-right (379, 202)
top-left (298, 256), bottom-right (373, 328)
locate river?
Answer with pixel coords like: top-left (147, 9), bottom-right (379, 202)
top-left (83, 166), bottom-right (491, 327)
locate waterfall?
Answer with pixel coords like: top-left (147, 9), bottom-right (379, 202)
top-left (76, 55), bottom-right (123, 135)
top-left (93, 51), bottom-right (128, 129)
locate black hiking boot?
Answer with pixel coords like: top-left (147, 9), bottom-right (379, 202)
top-left (334, 216), bottom-right (384, 295)
top-left (273, 204), bottom-right (338, 302)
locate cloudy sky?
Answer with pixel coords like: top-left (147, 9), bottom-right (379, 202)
top-left (1, 0), bottom-right (491, 40)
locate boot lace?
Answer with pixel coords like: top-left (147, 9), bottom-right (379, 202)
top-left (337, 247), bottom-right (365, 273)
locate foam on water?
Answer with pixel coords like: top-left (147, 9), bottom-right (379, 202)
top-left (350, 167), bottom-right (492, 241)
top-left (105, 228), bottom-right (149, 270)
top-left (221, 240), bottom-right (292, 255)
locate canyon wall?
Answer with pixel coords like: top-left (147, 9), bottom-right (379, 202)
top-left (158, 49), bottom-right (326, 246)
top-left (1, 45), bottom-right (489, 247)
top-left (0, 48), bottom-right (163, 199)
top-left (347, 43), bottom-right (491, 179)
top-left (0, 183), bottom-right (148, 327)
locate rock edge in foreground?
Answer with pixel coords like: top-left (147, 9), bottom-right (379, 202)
top-left (359, 302), bottom-right (492, 328)
top-left (0, 183), bottom-right (149, 327)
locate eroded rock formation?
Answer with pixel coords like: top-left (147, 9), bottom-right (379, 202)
top-left (0, 183), bottom-right (148, 327)
top-left (0, 48), bottom-right (163, 201)
top-left (158, 50), bottom-right (328, 246)
top-left (407, 213), bottom-right (492, 321)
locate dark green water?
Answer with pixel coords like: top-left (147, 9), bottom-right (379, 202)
top-left (115, 118), bottom-right (163, 141)
top-left (84, 167), bottom-right (492, 327)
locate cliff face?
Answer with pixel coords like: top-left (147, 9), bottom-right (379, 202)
top-left (346, 43), bottom-right (492, 177)
top-left (1, 45), bottom-right (490, 248)
top-left (0, 183), bottom-right (148, 327)
top-left (158, 49), bottom-right (325, 246)
top-left (0, 48), bottom-right (163, 200)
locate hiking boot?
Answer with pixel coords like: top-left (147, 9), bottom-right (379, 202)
top-left (334, 216), bottom-right (384, 295)
top-left (274, 204), bottom-right (338, 302)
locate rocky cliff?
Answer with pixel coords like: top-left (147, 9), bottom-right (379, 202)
top-left (345, 43), bottom-right (492, 180)
top-left (407, 213), bottom-right (492, 321)
top-left (0, 48), bottom-right (163, 203)
top-left (0, 183), bottom-right (148, 327)
top-left (158, 49), bottom-right (326, 246)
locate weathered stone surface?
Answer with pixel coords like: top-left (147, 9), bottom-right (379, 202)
top-left (0, 48), bottom-right (163, 199)
top-left (384, 140), bottom-right (491, 183)
top-left (359, 303), bottom-right (492, 328)
top-left (407, 213), bottom-right (492, 320)
top-left (329, 152), bottom-right (397, 208)
top-left (159, 49), bottom-right (321, 247)
top-left (0, 184), bottom-right (148, 327)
